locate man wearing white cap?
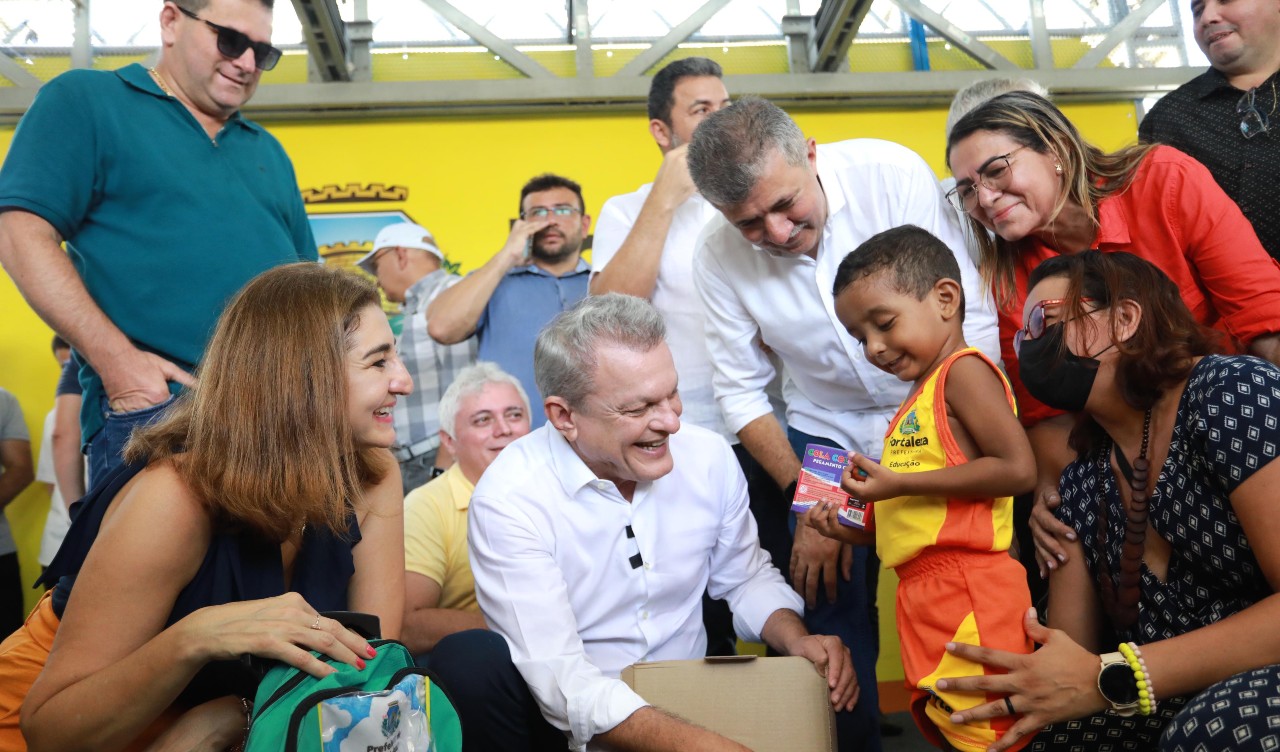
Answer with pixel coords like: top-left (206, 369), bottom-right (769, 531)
top-left (358, 222), bottom-right (477, 493)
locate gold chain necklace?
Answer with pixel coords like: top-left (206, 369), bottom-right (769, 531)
top-left (148, 67), bottom-right (174, 97)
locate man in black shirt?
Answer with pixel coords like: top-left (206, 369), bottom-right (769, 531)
top-left (1139, 0), bottom-right (1280, 261)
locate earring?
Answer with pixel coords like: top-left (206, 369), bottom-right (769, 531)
top-left (1055, 163), bottom-right (1063, 175)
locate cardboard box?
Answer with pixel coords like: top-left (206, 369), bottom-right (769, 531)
top-left (620, 656), bottom-right (837, 751)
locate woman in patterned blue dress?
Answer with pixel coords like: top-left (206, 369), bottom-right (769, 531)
top-left (930, 251), bottom-right (1280, 752)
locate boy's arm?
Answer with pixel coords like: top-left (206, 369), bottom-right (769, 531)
top-left (845, 356), bottom-right (1036, 502)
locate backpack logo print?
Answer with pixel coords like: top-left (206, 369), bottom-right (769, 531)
top-left (382, 702), bottom-right (401, 737)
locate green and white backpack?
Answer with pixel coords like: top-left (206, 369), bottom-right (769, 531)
top-left (244, 639), bottom-right (462, 752)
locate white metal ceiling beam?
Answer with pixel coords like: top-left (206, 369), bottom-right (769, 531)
top-left (1073, 0), bottom-right (1169, 69)
top-left (572, 0), bottom-right (592, 78)
top-left (0, 53), bottom-right (40, 87)
top-left (615, 0), bottom-right (734, 76)
top-left (417, 0), bottom-right (554, 78)
top-left (71, 0), bottom-right (91, 69)
top-left (1028, 0), bottom-right (1053, 70)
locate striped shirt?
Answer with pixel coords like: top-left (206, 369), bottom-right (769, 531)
top-left (395, 271), bottom-right (476, 457)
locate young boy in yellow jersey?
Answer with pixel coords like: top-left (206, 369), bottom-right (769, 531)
top-left (807, 225), bottom-right (1036, 752)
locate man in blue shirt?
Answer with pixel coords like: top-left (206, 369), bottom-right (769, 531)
top-left (428, 174), bottom-right (591, 428)
top-left (0, 0), bottom-right (317, 489)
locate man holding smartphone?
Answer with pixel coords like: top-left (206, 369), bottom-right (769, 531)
top-left (428, 174), bottom-right (591, 428)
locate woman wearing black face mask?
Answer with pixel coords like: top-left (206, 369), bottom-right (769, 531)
top-left (928, 252), bottom-right (1280, 752)
top-left (946, 91), bottom-right (1280, 583)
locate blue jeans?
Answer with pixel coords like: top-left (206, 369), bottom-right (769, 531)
top-left (86, 394), bottom-right (176, 493)
top-left (788, 427), bottom-right (882, 752)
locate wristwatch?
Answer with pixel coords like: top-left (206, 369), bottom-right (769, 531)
top-left (1097, 652), bottom-right (1140, 716)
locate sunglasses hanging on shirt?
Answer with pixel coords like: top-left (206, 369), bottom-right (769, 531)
top-left (1237, 80), bottom-right (1277, 140)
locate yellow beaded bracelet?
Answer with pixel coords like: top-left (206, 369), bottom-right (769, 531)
top-left (1118, 642), bottom-right (1156, 716)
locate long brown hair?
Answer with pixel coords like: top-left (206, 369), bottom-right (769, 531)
top-left (1025, 252), bottom-right (1223, 456)
top-left (946, 91), bottom-right (1158, 308)
top-left (126, 263), bottom-right (389, 541)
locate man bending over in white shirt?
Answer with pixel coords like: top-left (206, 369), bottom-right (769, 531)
top-left (688, 95), bottom-right (1001, 752)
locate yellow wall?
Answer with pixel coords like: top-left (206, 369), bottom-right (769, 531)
top-left (0, 100), bottom-right (1138, 680)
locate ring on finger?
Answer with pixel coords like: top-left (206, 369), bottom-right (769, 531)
top-left (1004, 697), bottom-right (1017, 715)
top-left (310, 615), bottom-right (322, 630)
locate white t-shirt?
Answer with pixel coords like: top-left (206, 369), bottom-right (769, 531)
top-left (694, 138), bottom-right (1001, 456)
top-left (592, 189), bottom-right (731, 438)
top-left (36, 409), bottom-right (73, 567)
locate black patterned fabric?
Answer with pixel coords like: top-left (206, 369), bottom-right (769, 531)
top-left (1032, 355), bottom-right (1280, 751)
top-left (1140, 68), bottom-right (1280, 262)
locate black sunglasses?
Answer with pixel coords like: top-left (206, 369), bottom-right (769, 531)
top-left (178, 6), bottom-right (282, 71)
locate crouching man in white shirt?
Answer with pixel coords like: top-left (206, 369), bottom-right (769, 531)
top-left (429, 293), bottom-right (857, 752)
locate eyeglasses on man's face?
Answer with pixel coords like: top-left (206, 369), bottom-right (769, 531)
top-left (520, 205), bottom-right (583, 220)
top-left (946, 145), bottom-right (1029, 213)
top-left (178, 6), bottom-right (282, 71)
top-left (1237, 86), bottom-right (1273, 140)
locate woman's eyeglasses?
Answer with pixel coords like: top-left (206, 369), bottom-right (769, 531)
top-left (178, 6), bottom-right (283, 71)
top-left (1014, 297), bottom-right (1096, 355)
top-left (1237, 82), bottom-right (1276, 140)
top-left (946, 145), bottom-right (1028, 213)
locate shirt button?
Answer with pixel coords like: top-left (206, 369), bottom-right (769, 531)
top-left (640, 610), bottom-right (649, 620)
top-left (643, 561), bottom-right (653, 570)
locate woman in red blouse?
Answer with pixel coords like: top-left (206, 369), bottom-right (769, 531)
top-left (945, 90), bottom-right (1280, 575)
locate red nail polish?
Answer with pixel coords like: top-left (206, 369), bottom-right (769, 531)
top-left (366, 646), bottom-right (377, 658)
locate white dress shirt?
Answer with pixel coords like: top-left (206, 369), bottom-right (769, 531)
top-left (468, 423), bottom-right (803, 751)
top-left (593, 188), bottom-right (731, 439)
top-left (693, 138), bottom-right (1000, 457)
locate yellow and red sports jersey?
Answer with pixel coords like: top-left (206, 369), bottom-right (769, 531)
top-left (874, 347), bottom-right (1033, 752)
top-left (875, 347), bottom-right (1017, 569)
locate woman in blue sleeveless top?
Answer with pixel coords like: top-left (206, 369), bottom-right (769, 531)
top-left (0, 263), bottom-right (410, 751)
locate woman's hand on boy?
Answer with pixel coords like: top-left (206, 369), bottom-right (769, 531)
top-left (840, 453), bottom-right (896, 502)
top-left (935, 608), bottom-right (1105, 752)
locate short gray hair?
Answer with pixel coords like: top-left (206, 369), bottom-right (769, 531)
top-left (945, 77), bottom-right (1050, 137)
top-left (534, 294), bottom-right (667, 409)
top-left (687, 95), bottom-right (808, 207)
top-left (438, 362), bottom-right (530, 438)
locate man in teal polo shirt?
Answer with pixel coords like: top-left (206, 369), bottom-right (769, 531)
top-left (0, 0), bottom-right (316, 489)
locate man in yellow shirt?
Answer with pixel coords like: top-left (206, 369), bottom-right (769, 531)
top-left (402, 362), bottom-right (532, 657)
